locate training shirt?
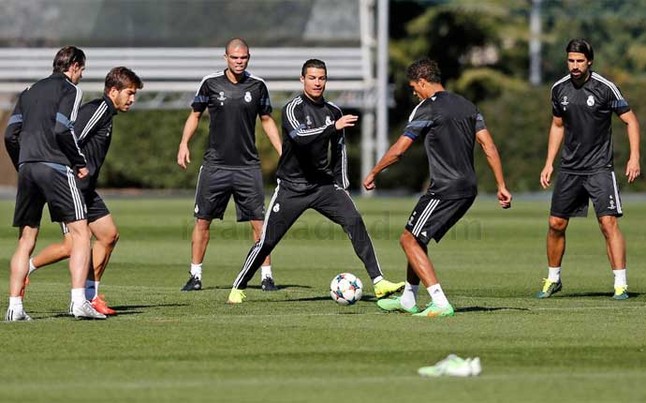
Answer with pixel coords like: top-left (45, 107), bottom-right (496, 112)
top-left (191, 70), bottom-right (273, 168)
top-left (4, 72), bottom-right (86, 170)
top-left (551, 72), bottom-right (631, 174)
top-left (74, 95), bottom-right (118, 191)
top-left (403, 91), bottom-right (486, 199)
top-left (277, 94), bottom-right (348, 192)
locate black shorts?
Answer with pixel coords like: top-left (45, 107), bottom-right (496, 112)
top-left (193, 165), bottom-right (265, 222)
top-left (405, 193), bottom-right (476, 244)
top-left (550, 171), bottom-right (623, 218)
top-left (60, 190), bottom-right (110, 234)
top-left (13, 162), bottom-right (86, 227)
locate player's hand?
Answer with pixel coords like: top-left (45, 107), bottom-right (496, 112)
top-left (177, 144), bottom-right (190, 169)
top-left (626, 158), bottom-right (641, 183)
top-left (540, 165), bottom-right (553, 189)
top-left (77, 167), bottom-right (89, 179)
top-left (498, 187), bottom-right (512, 209)
top-left (335, 114), bottom-right (359, 130)
top-left (363, 173), bottom-right (376, 191)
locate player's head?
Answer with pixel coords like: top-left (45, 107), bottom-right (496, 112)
top-left (565, 39), bottom-right (593, 80)
top-left (104, 66), bottom-right (143, 112)
top-left (224, 37), bottom-right (250, 75)
top-left (406, 58), bottom-right (442, 100)
top-left (300, 59), bottom-right (327, 101)
top-left (53, 46), bottom-right (86, 84)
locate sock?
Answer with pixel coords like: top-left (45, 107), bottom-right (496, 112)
top-left (190, 263), bottom-right (202, 280)
top-left (261, 265), bottom-right (273, 280)
top-left (28, 258), bottom-right (37, 275)
top-left (400, 282), bottom-right (419, 310)
top-left (372, 275), bottom-right (384, 285)
top-left (613, 269), bottom-right (627, 288)
top-left (9, 296), bottom-right (23, 310)
top-left (94, 281), bottom-right (101, 299)
top-left (427, 283), bottom-right (449, 308)
top-left (71, 288), bottom-right (86, 307)
top-left (85, 280), bottom-right (96, 300)
top-left (548, 266), bottom-right (561, 283)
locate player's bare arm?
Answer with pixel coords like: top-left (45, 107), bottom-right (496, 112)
top-left (260, 114), bottom-right (282, 155)
top-left (476, 128), bottom-right (512, 209)
top-left (363, 135), bottom-right (414, 191)
top-left (335, 114), bottom-right (358, 130)
top-left (177, 110), bottom-right (202, 169)
top-left (540, 116), bottom-right (565, 189)
top-left (619, 110), bottom-right (641, 183)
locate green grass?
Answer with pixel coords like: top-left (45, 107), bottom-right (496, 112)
top-left (1, 196), bottom-right (646, 403)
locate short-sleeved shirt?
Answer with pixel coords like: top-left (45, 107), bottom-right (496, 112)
top-left (191, 70), bottom-right (273, 168)
top-left (551, 72), bottom-right (631, 174)
top-left (403, 91), bottom-right (486, 199)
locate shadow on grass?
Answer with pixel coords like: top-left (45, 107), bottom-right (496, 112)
top-left (208, 284), bottom-right (313, 291)
top-left (559, 291), bottom-right (641, 298)
top-left (456, 306), bottom-right (530, 313)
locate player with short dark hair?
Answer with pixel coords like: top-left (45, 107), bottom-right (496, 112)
top-left (177, 38), bottom-right (282, 292)
top-left (4, 45), bottom-right (106, 320)
top-left (537, 39), bottom-right (641, 300)
top-left (27, 67), bottom-right (144, 316)
top-left (363, 57), bottom-right (512, 318)
top-left (226, 58), bottom-right (405, 304)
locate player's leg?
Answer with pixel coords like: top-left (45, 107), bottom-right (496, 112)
top-left (312, 185), bottom-right (404, 299)
top-left (30, 225), bottom-right (72, 274)
top-left (6, 225), bottom-right (38, 321)
top-left (538, 172), bottom-right (586, 298)
top-left (404, 195), bottom-right (474, 317)
top-left (588, 171), bottom-right (628, 299)
top-left (87, 214), bottom-right (119, 314)
top-left (233, 168), bottom-right (275, 290)
top-left (182, 166), bottom-right (231, 291)
top-left (228, 184), bottom-right (303, 303)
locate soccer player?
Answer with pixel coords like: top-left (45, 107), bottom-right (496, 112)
top-left (177, 38), bottom-right (282, 292)
top-left (27, 67), bottom-right (144, 316)
top-left (4, 46), bottom-right (105, 320)
top-left (363, 58), bottom-right (512, 318)
top-left (227, 58), bottom-right (405, 304)
top-left (537, 39), bottom-right (641, 300)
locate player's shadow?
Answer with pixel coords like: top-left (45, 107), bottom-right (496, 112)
top-left (46, 303), bottom-right (189, 318)
top-left (456, 306), bottom-right (530, 313)
top-left (283, 295), bottom-right (330, 302)
top-left (211, 284), bottom-right (313, 291)
top-left (561, 291), bottom-right (641, 298)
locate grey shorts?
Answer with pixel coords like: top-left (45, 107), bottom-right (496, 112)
top-left (193, 165), bottom-right (265, 222)
top-left (550, 171), bottom-right (623, 218)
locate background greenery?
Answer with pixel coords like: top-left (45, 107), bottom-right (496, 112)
top-left (1, 196), bottom-right (645, 402)
top-left (99, 0), bottom-right (646, 193)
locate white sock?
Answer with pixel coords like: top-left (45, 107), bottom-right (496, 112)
top-left (548, 266), bottom-right (561, 283)
top-left (94, 281), bottom-right (101, 298)
top-left (71, 288), bottom-right (86, 306)
top-left (427, 283), bottom-right (449, 307)
top-left (190, 263), bottom-right (202, 280)
top-left (261, 265), bottom-right (273, 280)
top-left (613, 269), bottom-right (627, 288)
top-left (28, 258), bottom-right (37, 275)
top-left (372, 275), bottom-right (384, 285)
top-left (9, 296), bottom-right (23, 310)
top-left (85, 280), bottom-right (96, 300)
top-left (400, 282), bottom-right (419, 310)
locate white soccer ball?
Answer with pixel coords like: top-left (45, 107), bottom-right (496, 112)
top-left (330, 273), bottom-right (363, 305)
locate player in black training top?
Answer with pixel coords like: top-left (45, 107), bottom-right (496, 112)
top-left (537, 39), bottom-right (641, 300)
top-left (27, 67), bottom-right (143, 316)
top-left (364, 58), bottom-right (512, 318)
top-left (177, 38), bottom-right (282, 293)
top-left (226, 59), bottom-right (405, 304)
top-left (3, 46), bottom-right (106, 320)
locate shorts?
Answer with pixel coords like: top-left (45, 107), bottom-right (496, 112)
top-left (60, 189), bottom-right (110, 234)
top-left (405, 193), bottom-right (475, 244)
top-left (13, 162), bottom-right (86, 227)
top-left (193, 165), bottom-right (265, 222)
top-left (550, 171), bottom-right (623, 218)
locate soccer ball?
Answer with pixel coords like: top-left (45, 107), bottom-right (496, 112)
top-left (330, 273), bottom-right (363, 305)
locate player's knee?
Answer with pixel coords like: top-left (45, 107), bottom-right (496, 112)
top-left (399, 230), bottom-right (416, 249)
top-left (548, 216), bottom-right (568, 233)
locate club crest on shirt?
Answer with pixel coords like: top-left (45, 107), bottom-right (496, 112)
top-left (105, 124), bottom-right (112, 137)
top-left (244, 91), bottom-right (252, 103)
top-left (561, 96), bottom-right (569, 111)
top-left (217, 91), bottom-right (226, 106)
top-left (325, 116), bottom-right (333, 126)
top-left (587, 95), bottom-right (595, 107)
top-left (272, 203), bottom-right (280, 213)
top-left (305, 115), bottom-right (313, 126)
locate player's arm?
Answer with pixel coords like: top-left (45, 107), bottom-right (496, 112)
top-left (4, 94), bottom-right (24, 170)
top-left (282, 103), bottom-right (350, 146)
top-left (56, 86), bottom-right (88, 177)
top-left (363, 135), bottom-right (414, 191)
top-left (540, 116), bottom-right (564, 189)
top-left (476, 128), bottom-right (512, 209)
top-left (618, 110), bottom-right (641, 183)
top-left (260, 114), bottom-right (282, 155)
top-left (177, 110), bottom-right (202, 169)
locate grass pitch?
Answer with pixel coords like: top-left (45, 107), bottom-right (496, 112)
top-left (1, 196), bottom-right (645, 403)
